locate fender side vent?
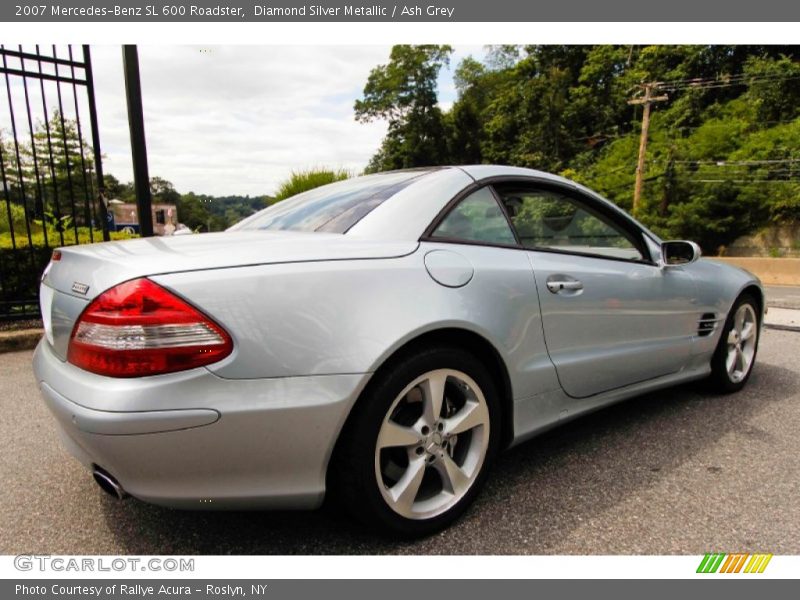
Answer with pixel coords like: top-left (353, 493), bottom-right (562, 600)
top-left (697, 313), bottom-right (718, 337)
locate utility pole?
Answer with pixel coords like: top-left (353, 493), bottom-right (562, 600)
top-left (628, 83), bottom-right (668, 215)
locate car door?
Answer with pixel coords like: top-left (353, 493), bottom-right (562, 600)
top-left (494, 181), bottom-right (697, 399)
top-left (424, 186), bottom-right (564, 420)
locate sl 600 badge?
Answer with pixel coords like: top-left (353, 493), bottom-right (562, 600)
top-left (71, 282), bottom-right (90, 295)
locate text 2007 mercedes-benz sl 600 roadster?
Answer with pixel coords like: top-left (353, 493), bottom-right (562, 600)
top-left (34, 165), bottom-right (762, 536)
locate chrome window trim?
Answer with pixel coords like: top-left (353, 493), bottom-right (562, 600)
top-left (421, 176), bottom-right (658, 267)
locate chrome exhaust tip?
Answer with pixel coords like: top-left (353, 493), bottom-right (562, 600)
top-left (92, 466), bottom-right (128, 500)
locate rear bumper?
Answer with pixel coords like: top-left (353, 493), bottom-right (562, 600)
top-left (33, 339), bottom-right (368, 509)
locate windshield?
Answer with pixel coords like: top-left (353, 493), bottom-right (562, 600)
top-left (232, 170), bottom-right (433, 234)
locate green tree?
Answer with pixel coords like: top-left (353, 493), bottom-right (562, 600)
top-left (29, 111), bottom-right (97, 227)
top-left (479, 47), bottom-right (589, 170)
top-left (150, 176), bottom-right (181, 205)
top-left (743, 54), bottom-right (800, 123)
top-left (446, 57), bottom-right (505, 164)
top-left (2, 111), bottom-right (98, 232)
top-left (404, 45), bottom-right (800, 252)
top-left (103, 173), bottom-right (134, 202)
top-left (355, 45), bottom-right (453, 171)
top-left (0, 201), bottom-right (27, 235)
top-left (175, 191), bottom-right (212, 232)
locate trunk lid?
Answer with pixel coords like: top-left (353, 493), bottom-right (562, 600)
top-left (39, 231), bottom-right (417, 360)
top-left (44, 230), bottom-right (417, 300)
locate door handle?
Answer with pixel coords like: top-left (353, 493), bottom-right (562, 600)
top-left (546, 279), bottom-right (583, 293)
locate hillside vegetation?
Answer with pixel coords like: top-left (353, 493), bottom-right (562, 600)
top-left (357, 45), bottom-right (800, 252)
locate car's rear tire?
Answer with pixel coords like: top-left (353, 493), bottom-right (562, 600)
top-left (330, 346), bottom-right (500, 537)
top-left (708, 293), bottom-right (760, 393)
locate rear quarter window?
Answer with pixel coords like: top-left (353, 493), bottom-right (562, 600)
top-left (232, 170), bottom-right (432, 234)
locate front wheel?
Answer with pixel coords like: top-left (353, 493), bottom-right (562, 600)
top-left (708, 294), bottom-right (760, 393)
top-left (331, 347), bottom-right (500, 537)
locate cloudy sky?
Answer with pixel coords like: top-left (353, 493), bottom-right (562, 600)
top-left (84, 45), bottom-right (485, 197)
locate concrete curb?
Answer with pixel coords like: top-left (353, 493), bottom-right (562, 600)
top-left (769, 302), bottom-right (800, 311)
top-left (764, 307), bottom-right (800, 332)
top-left (765, 323), bottom-right (800, 333)
top-left (0, 329), bottom-right (42, 353)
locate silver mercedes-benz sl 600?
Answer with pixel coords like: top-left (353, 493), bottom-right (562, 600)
top-left (34, 165), bottom-right (762, 536)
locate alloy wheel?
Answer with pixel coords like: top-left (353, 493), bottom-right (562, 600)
top-left (374, 369), bottom-right (490, 520)
top-left (726, 303), bottom-right (758, 384)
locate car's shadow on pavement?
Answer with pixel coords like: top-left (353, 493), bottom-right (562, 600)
top-left (99, 362), bottom-right (798, 554)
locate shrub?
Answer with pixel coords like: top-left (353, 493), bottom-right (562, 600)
top-left (273, 168), bottom-right (351, 202)
top-left (0, 245), bottom-right (52, 303)
top-left (0, 203), bottom-right (28, 234)
top-left (0, 227), bottom-right (132, 250)
top-left (0, 228), bottom-right (135, 306)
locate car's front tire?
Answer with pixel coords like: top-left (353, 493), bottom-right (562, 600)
top-left (331, 346), bottom-right (500, 537)
top-left (708, 293), bottom-right (760, 393)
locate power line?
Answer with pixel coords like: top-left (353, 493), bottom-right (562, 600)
top-left (572, 119), bottom-right (800, 145)
top-left (582, 160), bottom-right (800, 173)
top-left (684, 179), bottom-right (800, 183)
top-left (654, 73), bottom-right (772, 87)
top-left (651, 73), bottom-right (800, 92)
top-left (583, 167), bottom-right (800, 188)
top-left (671, 158), bottom-right (800, 165)
top-left (679, 173), bottom-right (800, 179)
top-left (590, 172), bottom-right (665, 192)
top-left (663, 120), bottom-right (799, 134)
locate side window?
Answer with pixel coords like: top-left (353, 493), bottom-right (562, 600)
top-left (496, 186), bottom-right (643, 261)
top-left (431, 187), bottom-right (517, 246)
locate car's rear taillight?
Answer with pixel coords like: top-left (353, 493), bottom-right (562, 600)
top-left (67, 278), bottom-right (233, 377)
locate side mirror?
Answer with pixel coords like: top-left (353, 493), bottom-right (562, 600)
top-left (661, 240), bottom-right (702, 266)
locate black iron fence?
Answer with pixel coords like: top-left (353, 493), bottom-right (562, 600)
top-left (0, 44), bottom-right (108, 321)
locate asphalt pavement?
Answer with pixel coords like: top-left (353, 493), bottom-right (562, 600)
top-left (1, 329), bottom-right (799, 555)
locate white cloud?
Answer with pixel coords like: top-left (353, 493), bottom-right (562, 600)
top-left (88, 45), bottom-right (486, 196)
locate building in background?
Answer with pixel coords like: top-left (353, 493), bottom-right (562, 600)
top-left (109, 202), bottom-right (178, 236)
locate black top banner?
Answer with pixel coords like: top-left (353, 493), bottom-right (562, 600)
top-left (4, 0), bottom-right (800, 22)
